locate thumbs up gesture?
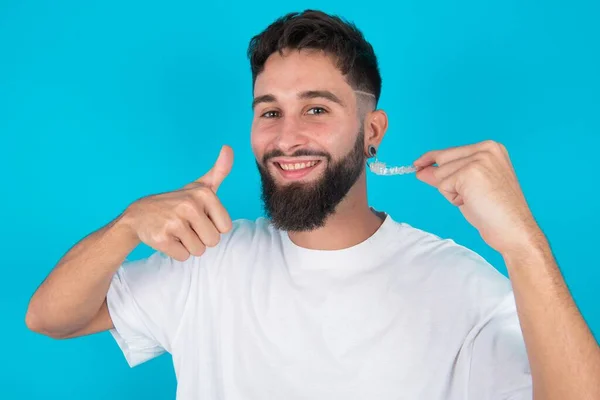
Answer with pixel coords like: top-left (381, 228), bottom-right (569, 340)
top-left (122, 145), bottom-right (234, 261)
top-left (190, 145), bottom-right (234, 193)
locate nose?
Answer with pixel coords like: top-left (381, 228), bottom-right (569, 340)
top-left (273, 116), bottom-right (310, 154)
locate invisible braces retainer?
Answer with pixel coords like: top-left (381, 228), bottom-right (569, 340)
top-left (368, 159), bottom-right (419, 176)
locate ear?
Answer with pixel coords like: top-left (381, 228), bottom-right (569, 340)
top-left (363, 109), bottom-right (388, 149)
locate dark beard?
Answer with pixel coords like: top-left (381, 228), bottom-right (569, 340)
top-left (256, 128), bottom-right (366, 232)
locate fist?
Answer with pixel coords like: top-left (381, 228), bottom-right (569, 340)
top-left (123, 145), bottom-right (234, 261)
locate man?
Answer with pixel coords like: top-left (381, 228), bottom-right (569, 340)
top-left (26, 9), bottom-right (599, 400)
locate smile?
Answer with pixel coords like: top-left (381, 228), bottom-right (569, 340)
top-left (277, 160), bottom-right (320, 170)
top-left (271, 159), bottom-right (323, 181)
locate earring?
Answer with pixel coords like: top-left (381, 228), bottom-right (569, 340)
top-left (367, 144), bottom-right (377, 158)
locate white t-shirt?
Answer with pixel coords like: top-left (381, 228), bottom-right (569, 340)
top-left (106, 212), bottom-right (532, 400)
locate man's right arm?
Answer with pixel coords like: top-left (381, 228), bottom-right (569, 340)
top-left (25, 214), bottom-right (139, 339)
top-left (25, 145), bottom-right (234, 340)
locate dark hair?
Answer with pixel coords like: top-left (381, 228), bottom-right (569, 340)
top-left (247, 10), bottom-right (382, 105)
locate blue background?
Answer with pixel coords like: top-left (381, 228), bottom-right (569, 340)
top-left (1, 0), bottom-right (598, 398)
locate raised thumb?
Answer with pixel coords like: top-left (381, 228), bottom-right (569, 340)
top-left (196, 145), bottom-right (234, 192)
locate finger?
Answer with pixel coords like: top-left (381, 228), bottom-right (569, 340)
top-left (416, 154), bottom-right (479, 187)
top-left (414, 165), bottom-right (438, 187)
top-left (188, 214), bottom-right (221, 248)
top-left (415, 163), bottom-right (467, 206)
top-left (195, 145), bottom-right (234, 192)
top-left (413, 140), bottom-right (491, 168)
top-left (200, 193), bottom-right (233, 233)
top-left (160, 238), bottom-right (191, 262)
top-left (173, 223), bottom-right (206, 257)
top-left (437, 168), bottom-right (466, 206)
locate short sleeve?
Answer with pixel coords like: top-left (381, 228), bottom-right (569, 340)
top-left (106, 251), bottom-right (195, 368)
top-left (467, 294), bottom-right (533, 400)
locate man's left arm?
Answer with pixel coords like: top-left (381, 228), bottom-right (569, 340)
top-left (502, 226), bottom-right (600, 400)
top-left (413, 140), bottom-right (600, 400)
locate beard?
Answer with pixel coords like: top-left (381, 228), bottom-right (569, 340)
top-left (256, 127), bottom-right (366, 232)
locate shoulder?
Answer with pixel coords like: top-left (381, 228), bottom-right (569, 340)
top-left (391, 221), bottom-right (513, 315)
top-left (200, 216), bottom-right (277, 258)
top-left (219, 216), bottom-right (275, 244)
top-left (394, 221), bottom-right (504, 279)
top-left (115, 218), bottom-right (276, 286)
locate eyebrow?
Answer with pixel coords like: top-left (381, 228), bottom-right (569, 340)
top-left (251, 90), bottom-right (345, 110)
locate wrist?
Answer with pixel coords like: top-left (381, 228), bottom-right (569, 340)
top-left (110, 210), bottom-right (141, 249)
top-left (500, 227), bottom-right (550, 266)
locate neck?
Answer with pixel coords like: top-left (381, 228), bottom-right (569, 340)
top-left (286, 177), bottom-right (385, 250)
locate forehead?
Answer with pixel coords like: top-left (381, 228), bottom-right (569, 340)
top-left (253, 49), bottom-right (351, 98)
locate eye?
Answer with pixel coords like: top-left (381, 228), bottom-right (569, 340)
top-left (260, 110), bottom-right (280, 119)
top-left (306, 107), bottom-right (327, 115)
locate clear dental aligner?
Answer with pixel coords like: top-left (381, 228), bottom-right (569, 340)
top-left (368, 160), bottom-right (418, 176)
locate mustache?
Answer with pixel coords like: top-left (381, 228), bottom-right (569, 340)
top-left (263, 149), bottom-right (331, 164)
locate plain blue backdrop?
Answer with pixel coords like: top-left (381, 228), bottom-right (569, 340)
top-left (1, 0), bottom-right (598, 398)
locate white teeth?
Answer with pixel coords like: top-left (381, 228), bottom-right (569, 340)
top-left (279, 160), bottom-right (319, 170)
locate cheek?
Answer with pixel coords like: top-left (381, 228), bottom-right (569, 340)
top-left (250, 126), bottom-right (270, 161)
top-left (297, 120), bottom-right (342, 146)
top-left (316, 123), bottom-right (353, 149)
